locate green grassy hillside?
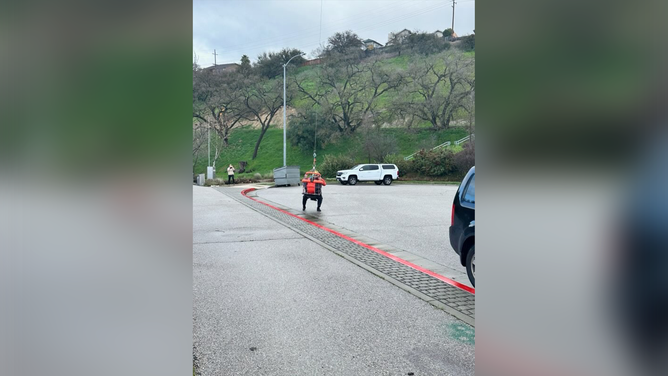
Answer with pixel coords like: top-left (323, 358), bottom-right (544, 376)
top-left (291, 51), bottom-right (475, 127)
top-left (196, 126), bottom-right (469, 178)
top-left (194, 50), bottom-right (475, 180)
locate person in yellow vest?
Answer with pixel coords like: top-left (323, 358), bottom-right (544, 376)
top-left (301, 171), bottom-right (326, 212)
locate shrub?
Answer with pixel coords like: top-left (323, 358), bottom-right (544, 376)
top-left (230, 177), bottom-right (253, 184)
top-left (318, 154), bottom-right (356, 178)
top-left (458, 34), bottom-right (475, 51)
top-left (405, 32), bottom-right (450, 55)
top-left (253, 173), bottom-right (262, 180)
top-left (454, 141), bottom-right (475, 174)
top-left (411, 148), bottom-right (457, 176)
top-left (384, 154), bottom-right (414, 176)
top-left (204, 178), bottom-right (224, 186)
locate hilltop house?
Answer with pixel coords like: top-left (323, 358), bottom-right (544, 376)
top-left (387, 29), bottom-right (412, 45)
top-left (202, 63), bottom-right (240, 75)
top-left (302, 58), bottom-right (322, 66)
top-left (362, 39), bottom-right (384, 50)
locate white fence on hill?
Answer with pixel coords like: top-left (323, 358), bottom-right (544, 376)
top-left (404, 134), bottom-right (474, 161)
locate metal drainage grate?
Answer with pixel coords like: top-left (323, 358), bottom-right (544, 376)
top-left (217, 188), bottom-right (475, 325)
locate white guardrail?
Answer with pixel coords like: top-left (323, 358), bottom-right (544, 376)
top-left (404, 134), bottom-right (474, 161)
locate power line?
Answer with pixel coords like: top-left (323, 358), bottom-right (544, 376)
top-left (214, 0), bottom-right (417, 52)
top-left (219, 1), bottom-right (446, 54)
top-left (216, 1), bottom-right (453, 58)
top-left (200, 0), bottom-right (475, 64)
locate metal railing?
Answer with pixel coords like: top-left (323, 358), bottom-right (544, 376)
top-left (455, 134), bottom-right (474, 145)
top-left (432, 140), bottom-right (452, 150)
top-left (403, 134), bottom-right (474, 161)
top-left (404, 141), bottom-right (450, 161)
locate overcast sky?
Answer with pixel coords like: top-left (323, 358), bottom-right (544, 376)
top-left (193, 0), bottom-right (475, 67)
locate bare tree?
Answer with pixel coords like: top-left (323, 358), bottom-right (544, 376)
top-left (193, 70), bottom-right (249, 147)
top-left (361, 126), bottom-right (398, 163)
top-left (295, 55), bottom-right (404, 134)
top-left (393, 51), bottom-right (474, 129)
top-left (192, 120), bottom-right (208, 173)
top-left (242, 76), bottom-right (289, 160)
top-left (463, 89), bottom-right (475, 137)
top-left (210, 132), bottom-right (226, 171)
top-left (386, 30), bottom-right (412, 56)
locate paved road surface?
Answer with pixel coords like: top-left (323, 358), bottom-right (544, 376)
top-left (257, 183), bottom-right (470, 286)
top-left (193, 186), bottom-right (474, 375)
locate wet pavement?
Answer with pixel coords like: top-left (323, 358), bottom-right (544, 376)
top-left (193, 186), bottom-right (474, 375)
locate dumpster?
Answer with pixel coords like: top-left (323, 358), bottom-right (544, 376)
top-left (273, 166), bottom-right (301, 186)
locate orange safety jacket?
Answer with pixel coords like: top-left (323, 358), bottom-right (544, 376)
top-left (302, 177), bottom-right (327, 195)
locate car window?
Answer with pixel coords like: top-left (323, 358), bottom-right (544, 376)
top-left (368, 165), bottom-right (379, 170)
top-left (462, 174), bottom-right (475, 204)
top-left (382, 164), bottom-right (395, 169)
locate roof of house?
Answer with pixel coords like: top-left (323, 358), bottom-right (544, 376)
top-left (363, 39), bottom-right (384, 46)
top-left (204, 63), bottom-right (240, 70)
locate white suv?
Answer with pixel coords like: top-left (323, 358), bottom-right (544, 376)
top-left (336, 164), bottom-right (399, 186)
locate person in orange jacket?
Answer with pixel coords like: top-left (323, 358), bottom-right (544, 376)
top-left (301, 171), bottom-right (327, 212)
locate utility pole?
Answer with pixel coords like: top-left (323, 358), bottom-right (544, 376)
top-left (212, 49), bottom-right (217, 66)
top-left (451, 0), bottom-right (456, 32)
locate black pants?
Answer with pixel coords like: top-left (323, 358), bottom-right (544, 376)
top-left (228, 175), bottom-right (235, 184)
top-left (302, 195), bottom-right (322, 209)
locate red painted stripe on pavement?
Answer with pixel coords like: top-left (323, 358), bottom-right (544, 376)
top-left (241, 188), bottom-right (475, 295)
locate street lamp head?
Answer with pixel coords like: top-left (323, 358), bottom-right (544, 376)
top-left (284, 52), bottom-right (305, 67)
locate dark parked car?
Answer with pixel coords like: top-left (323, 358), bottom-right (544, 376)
top-left (449, 166), bottom-right (475, 287)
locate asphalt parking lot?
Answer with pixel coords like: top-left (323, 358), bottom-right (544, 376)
top-left (256, 182), bottom-right (471, 287)
top-left (193, 186), bottom-right (475, 375)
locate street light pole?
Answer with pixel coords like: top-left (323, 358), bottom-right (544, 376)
top-left (282, 53), bottom-right (304, 167)
top-left (207, 124), bottom-right (210, 167)
top-left (283, 63), bottom-right (286, 167)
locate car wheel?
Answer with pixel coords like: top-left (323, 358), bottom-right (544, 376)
top-left (466, 245), bottom-right (475, 287)
top-left (383, 176), bottom-right (393, 185)
top-left (348, 176), bottom-right (358, 185)
top-left (374, 181), bottom-right (382, 185)
top-left (340, 180), bottom-right (348, 185)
